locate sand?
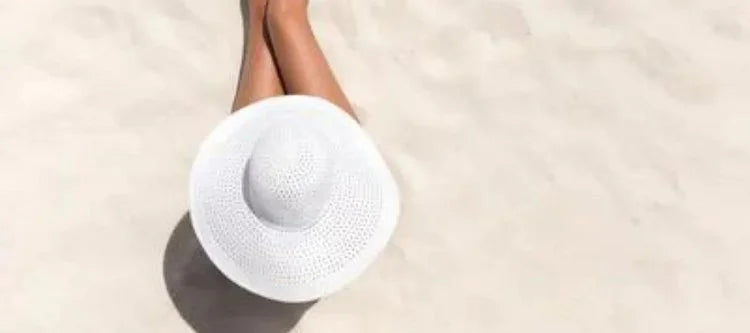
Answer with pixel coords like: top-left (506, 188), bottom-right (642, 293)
top-left (2, 0), bottom-right (750, 331)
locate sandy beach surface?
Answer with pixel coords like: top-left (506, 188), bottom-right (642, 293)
top-left (2, 0), bottom-right (750, 331)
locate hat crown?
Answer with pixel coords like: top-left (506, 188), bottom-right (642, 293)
top-left (244, 121), bottom-right (333, 229)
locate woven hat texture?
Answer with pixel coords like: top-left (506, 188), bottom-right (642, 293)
top-left (189, 95), bottom-right (399, 302)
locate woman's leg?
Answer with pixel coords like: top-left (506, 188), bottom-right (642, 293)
top-left (232, 0), bottom-right (284, 112)
top-left (266, 1), bottom-right (356, 120)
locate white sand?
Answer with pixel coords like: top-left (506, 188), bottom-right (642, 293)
top-left (2, 0), bottom-right (750, 331)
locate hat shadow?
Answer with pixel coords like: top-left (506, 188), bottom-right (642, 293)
top-left (162, 213), bottom-right (317, 333)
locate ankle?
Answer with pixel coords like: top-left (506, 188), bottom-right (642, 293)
top-left (267, 3), bottom-right (308, 27)
top-left (246, 0), bottom-right (268, 19)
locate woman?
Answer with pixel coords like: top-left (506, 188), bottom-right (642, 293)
top-left (188, 0), bottom-right (400, 303)
top-left (233, 0), bottom-right (355, 118)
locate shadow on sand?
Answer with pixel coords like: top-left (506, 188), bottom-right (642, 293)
top-left (162, 213), bottom-right (317, 333)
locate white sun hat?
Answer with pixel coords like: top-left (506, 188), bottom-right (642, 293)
top-left (189, 95), bottom-right (400, 303)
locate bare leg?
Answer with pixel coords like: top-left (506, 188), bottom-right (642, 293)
top-left (232, 0), bottom-right (284, 112)
top-left (266, 1), bottom-right (357, 120)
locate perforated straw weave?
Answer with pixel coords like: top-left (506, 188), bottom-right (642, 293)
top-left (189, 95), bottom-right (400, 303)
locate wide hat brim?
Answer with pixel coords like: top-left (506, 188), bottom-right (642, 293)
top-left (189, 95), bottom-right (399, 303)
